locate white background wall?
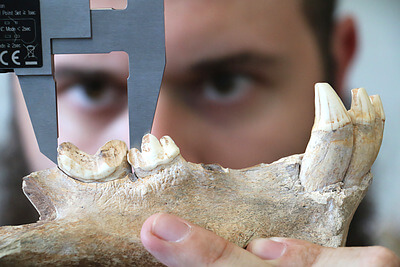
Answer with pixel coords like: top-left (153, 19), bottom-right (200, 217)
top-left (337, 0), bottom-right (400, 253)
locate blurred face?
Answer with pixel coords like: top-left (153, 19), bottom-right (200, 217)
top-left (17, 0), bottom-right (324, 171)
top-left (153, 0), bottom-right (323, 168)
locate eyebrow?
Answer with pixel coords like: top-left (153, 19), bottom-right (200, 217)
top-left (190, 52), bottom-right (281, 73)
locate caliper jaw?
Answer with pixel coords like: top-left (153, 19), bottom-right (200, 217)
top-left (2, 0), bottom-right (165, 163)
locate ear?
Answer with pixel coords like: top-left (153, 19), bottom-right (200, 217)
top-left (332, 16), bottom-right (357, 95)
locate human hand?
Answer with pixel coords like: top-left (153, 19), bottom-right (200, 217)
top-left (141, 213), bottom-right (400, 267)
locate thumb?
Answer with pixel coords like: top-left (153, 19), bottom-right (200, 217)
top-left (141, 213), bottom-right (278, 267)
top-left (247, 237), bottom-right (400, 266)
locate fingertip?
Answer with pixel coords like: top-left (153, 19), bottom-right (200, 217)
top-left (246, 238), bottom-right (287, 260)
top-left (140, 213), bottom-right (165, 255)
top-left (140, 213), bottom-right (194, 266)
top-left (141, 213), bottom-right (265, 266)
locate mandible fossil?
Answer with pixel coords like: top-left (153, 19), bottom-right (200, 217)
top-left (0, 83), bottom-right (385, 266)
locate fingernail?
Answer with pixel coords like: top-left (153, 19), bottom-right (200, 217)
top-left (250, 238), bottom-right (287, 260)
top-left (152, 214), bottom-right (191, 242)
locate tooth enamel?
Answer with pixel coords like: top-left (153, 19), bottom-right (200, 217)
top-left (300, 83), bottom-right (353, 191)
top-left (370, 95), bottom-right (386, 162)
top-left (141, 134), bottom-right (164, 163)
top-left (57, 140), bottom-right (131, 182)
top-left (313, 83), bottom-right (352, 131)
top-left (160, 136), bottom-right (180, 159)
top-left (370, 95), bottom-right (386, 121)
top-left (344, 90), bottom-right (385, 188)
top-left (127, 148), bottom-right (145, 168)
top-left (128, 134), bottom-right (180, 171)
top-left (348, 88), bottom-right (376, 124)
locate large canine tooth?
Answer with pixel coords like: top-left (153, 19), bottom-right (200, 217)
top-left (57, 140), bottom-right (131, 182)
top-left (344, 90), bottom-right (384, 187)
top-left (128, 134), bottom-right (180, 171)
top-left (300, 83), bottom-right (353, 191)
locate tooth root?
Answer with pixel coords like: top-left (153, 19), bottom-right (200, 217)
top-left (300, 83), bottom-right (353, 191)
top-left (57, 140), bottom-right (131, 182)
top-left (128, 134), bottom-right (181, 172)
top-left (344, 91), bottom-right (385, 188)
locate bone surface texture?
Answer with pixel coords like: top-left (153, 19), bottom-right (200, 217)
top-left (0, 83), bottom-right (384, 266)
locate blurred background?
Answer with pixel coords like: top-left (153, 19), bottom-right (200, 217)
top-left (337, 0), bottom-right (400, 255)
top-left (0, 0), bottom-right (399, 256)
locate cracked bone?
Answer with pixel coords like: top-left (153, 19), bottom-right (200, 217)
top-left (0, 83), bottom-right (384, 266)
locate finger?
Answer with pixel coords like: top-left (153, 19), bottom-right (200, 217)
top-left (247, 237), bottom-right (400, 267)
top-left (141, 213), bottom-right (276, 267)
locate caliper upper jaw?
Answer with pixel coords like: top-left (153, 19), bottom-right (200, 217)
top-left (52, 0), bottom-right (166, 151)
top-left (18, 75), bottom-right (58, 162)
top-left (13, 0), bottom-right (165, 163)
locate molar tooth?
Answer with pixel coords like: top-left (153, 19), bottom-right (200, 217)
top-left (141, 134), bottom-right (164, 163)
top-left (57, 140), bottom-right (131, 182)
top-left (344, 90), bottom-right (385, 187)
top-left (300, 83), bottom-right (353, 191)
top-left (128, 134), bottom-right (181, 172)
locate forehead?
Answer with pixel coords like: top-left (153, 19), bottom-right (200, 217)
top-left (165, 0), bottom-right (306, 38)
top-left (164, 0), bottom-right (312, 66)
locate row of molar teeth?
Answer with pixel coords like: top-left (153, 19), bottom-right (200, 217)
top-left (57, 134), bottom-right (181, 182)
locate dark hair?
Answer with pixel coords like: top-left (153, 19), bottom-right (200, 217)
top-left (302, 0), bottom-right (337, 84)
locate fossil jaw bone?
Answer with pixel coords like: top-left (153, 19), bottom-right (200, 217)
top-left (0, 83), bottom-right (384, 266)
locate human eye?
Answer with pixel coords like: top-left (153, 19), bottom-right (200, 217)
top-left (178, 68), bottom-right (269, 124)
top-left (56, 68), bottom-right (127, 113)
top-left (202, 71), bottom-right (253, 104)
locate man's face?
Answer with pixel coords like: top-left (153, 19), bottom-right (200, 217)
top-left (18, 0), bottom-right (325, 170)
top-left (153, 0), bottom-right (324, 168)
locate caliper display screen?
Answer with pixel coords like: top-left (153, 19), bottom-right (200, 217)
top-left (0, 0), bottom-right (43, 68)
